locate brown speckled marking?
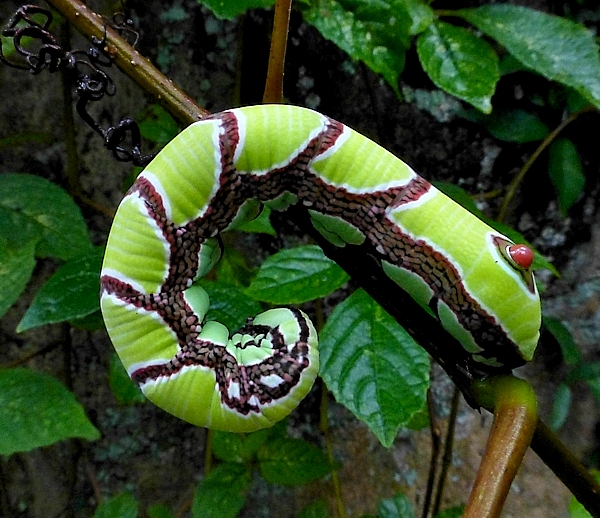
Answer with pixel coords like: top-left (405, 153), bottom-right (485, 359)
top-left (102, 110), bottom-right (518, 413)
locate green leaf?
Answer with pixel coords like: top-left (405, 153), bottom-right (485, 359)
top-left (297, 499), bottom-right (330, 518)
top-left (498, 54), bottom-right (529, 76)
top-left (17, 247), bottom-right (104, 332)
top-left (109, 353), bottom-right (147, 405)
top-left (542, 316), bottom-right (581, 365)
top-left (1, 34), bottom-right (39, 60)
top-left (0, 368), bottom-right (100, 455)
top-left (303, 0), bottom-right (418, 96)
top-left (245, 245), bottom-right (349, 305)
top-left (199, 279), bottom-right (263, 331)
top-left (212, 427), bottom-right (274, 463)
top-left (257, 437), bottom-right (333, 485)
top-left (480, 109), bottom-right (550, 143)
top-left (568, 361), bottom-right (600, 384)
top-left (459, 5), bottom-right (600, 108)
top-left (198, 0), bottom-right (275, 19)
top-left (138, 104), bottom-right (180, 145)
top-left (434, 506), bottom-right (465, 518)
top-left (403, 399), bottom-right (429, 430)
top-left (236, 205), bottom-right (277, 236)
top-left (215, 247), bottom-right (254, 287)
top-left (0, 174), bottom-right (92, 261)
top-left (569, 471), bottom-right (600, 518)
top-left (416, 21), bottom-right (499, 113)
top-left (0, 131), bottom-right (53, 151)
top-left (319, 290), bottom-right (430, 447)
top-left (548, 138), bottom-right (585, 216)
top-left (378, 493), bottom-right (415, 518)
top-left (404, 0), bottom-right (434, 36)
top-left (94, 493), bottom-right (138, 518)
top-left (586, 377), bottom-right (600, 407)
top-left (565, 87), bottom-right (592, 113)
top-left (191, 463), bottom-right (251, 518)
top-left (570, 363), bottom-right (600, 406)
top-left (70, 310), bottom-right (105, 331)
top-left (549, 383), bottom-right (572, 431)
top-left (0, 240), bottom-right (36, 318)
top-left (148, 504), bottom-right (174, 518)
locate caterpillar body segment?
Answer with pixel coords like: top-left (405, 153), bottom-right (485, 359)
top-left (101, 104), bottom-right (541, 431)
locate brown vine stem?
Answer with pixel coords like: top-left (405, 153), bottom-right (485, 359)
top-left (262, 0), bottom-right (292, 104)
top-left (497, 105), bottom-right (596, 222)
top-left (47, 0), bottom-right (208, 126)
top-left (464, 376), bottom-right (538, 518)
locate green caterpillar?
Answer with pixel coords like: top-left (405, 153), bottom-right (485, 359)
top-left (100, 104), bottom-right (541, 432)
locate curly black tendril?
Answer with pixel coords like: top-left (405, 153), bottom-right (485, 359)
top-left (0, 4), bottom-right (154, 166)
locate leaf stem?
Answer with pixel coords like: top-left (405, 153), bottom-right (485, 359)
top-left (263, 0), bottom-right (292, 104)
top-left (497, 105), bottom-right (595, 222)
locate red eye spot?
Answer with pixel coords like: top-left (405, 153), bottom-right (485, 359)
top-left (508, 244), bottom-right (534, 270)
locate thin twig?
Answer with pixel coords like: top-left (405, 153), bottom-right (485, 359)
top-left (262, 0), bottom-right (292, 104)
top-left (421, 390), bottom-right (441, 518)
top-left (471, 189), bottom-right (503, 201)
top-left (85, 462), bottom-right (103, 505)
top-left (1, 340), bottom-right (63, 369)
top-left (320, 383), bottom-right (346, 518)
top-left (0, 459), bottom-right (11, 517)
top-left (46, 0), bottom-right (208, 126)
top-left (314, 299), bottom-right (345, 517)
top-left (532, 421), bottom-right (600, 517)
top-left (359, 62), bottom-right (386, 146)
top-left (497, 106), bottom-right (596, 222)
top-left (76, 193), bottom-right (116, 218)
top-left (432, 387), bottom-right (460, 516)
top-left (174, 485), bottom-right (197, 518)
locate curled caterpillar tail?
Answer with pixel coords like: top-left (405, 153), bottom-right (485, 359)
top-left (137, 306), bottom-right (318, 432)
top-left (101, 275), bottom-right (318, 431)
